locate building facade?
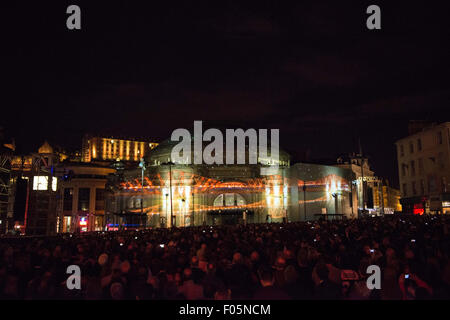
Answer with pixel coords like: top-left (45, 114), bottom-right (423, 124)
top-left (105, 139), bottom-right (356, 229)
top-left (82, 134), bottom-right (158, 163)
top-left (21, 142), bottom-right (60, 235)
top-left (396, 122), bottom-right (450, 214)
top-left (0, 135), bottom-right (14, 234)
top-left (56, 162), bottom-right (115, 233)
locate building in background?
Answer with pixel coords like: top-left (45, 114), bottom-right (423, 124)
top-left (335, 153), bottom-right (374, 216)
top-left (396, 122), bottom-right (450, 214)
top-left (56, 162), bottom-right (115, 233)
top-left (0, 128), bottom-right (14, 234)
top-left (372, 179), bottom-right (402, 214)
top-left (105, 138), bottom-right (356, 230)
top-left (82, 134), bottom-right (158, 163)
top-left (21, 142), bottom-right (60, 235)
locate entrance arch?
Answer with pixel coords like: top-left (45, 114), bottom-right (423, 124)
top-left (213, 193), bottom-right (246, 208)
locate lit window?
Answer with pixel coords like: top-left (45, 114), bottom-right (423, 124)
top-left (33, 176), bottom-right (48, 190)
top-left (52, 177), bottom-right (57, 191)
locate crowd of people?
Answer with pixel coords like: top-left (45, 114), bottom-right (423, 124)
top-left (0, 215), bottom-right (449, 300)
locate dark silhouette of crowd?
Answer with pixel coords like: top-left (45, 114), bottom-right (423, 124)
top-left (0, 215), bottom-right (449, 300)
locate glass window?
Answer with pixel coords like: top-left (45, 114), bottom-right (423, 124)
top-left (52, 177), bottom-right (57, 192)
top-left (417, 138), bottom-right (422, 151)
top-left (33, 176), bottom-right (48, 190)
top-left (409, 142), bottom-right (414, 154)
top-left (401, 164), bottom-right (407, 177)
top-left (78, 188), bottom-right (90, 212)
top-left (95, 188), bottom-right (105, 210)
top-left (418, 158), bottom-right (424, 174)
top-left (63, 188), bottom-right (73, 211)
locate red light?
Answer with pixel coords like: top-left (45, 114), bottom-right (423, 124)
top-left (413, 204), bottom-right (424, 215)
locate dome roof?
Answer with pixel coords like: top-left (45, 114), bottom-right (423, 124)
top-left (38, 141), bottom-right (53, 154)
top-left (147, 134), bottom-right (290, 166)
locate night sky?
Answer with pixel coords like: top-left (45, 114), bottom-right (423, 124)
top-left (2, 1), bottom-right (450, 187)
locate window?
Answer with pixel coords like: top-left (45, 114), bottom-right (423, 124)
top-left (418, 158), bottom-right (424, 175)
top-left (412, 182), bottom-right (417, 195)
top-left (402, 183), bottom-right (407, 196)
top-left (409, 142), bottom-right (414, 154)
top-left (63, 188), bottom-right (73, 211)
top-left (401, 164), bottom-right (407, 177)
top-left (95, 188), bottom-right (105, 210)
top-left (417, 138), bottom-right (422, 151)
top-left (442, 177), bottom-right (448, 193)
top-left (437, 131), bottom-right (443, 145)
top-left (410, 160), bottom-right (416, 176)
top-left (52, 177), bottom-right (57, 192)
top-left (400, 145), bottom-right (404, 157)
top-left (420, 180), bottom-right (425, 195)
top-left (33, 176), bottom-right (48, 190)
top-left (78, 188), bottom-right (90, 212)
top-left (438, 152), bottom-right (445, 169)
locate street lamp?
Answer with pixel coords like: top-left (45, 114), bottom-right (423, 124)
top-left (139, 157), bottom-right (146, 228)
top-left (161, 161), bottom-right (175, 227)
top-left (191, 190), bottom-right (195, 226)
top-left (303, 182), bottom-right (307, 221)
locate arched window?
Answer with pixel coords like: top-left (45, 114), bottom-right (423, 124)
top-left (213, 193), bottom-right (246, 207)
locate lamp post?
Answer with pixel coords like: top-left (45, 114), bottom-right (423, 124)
top-left (139, 158), bottom-right (146, 229)
top-left (162, 161), bottom-right (174, 227)
top-left (192, 190), bottom-right (195, 226)
top-left (165, 193), bottom-right (169, 228)
top-left (303, 182), bottom-right (307, 221)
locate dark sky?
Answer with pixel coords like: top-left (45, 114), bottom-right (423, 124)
top-left (2, 1), bottom-right (450, 187)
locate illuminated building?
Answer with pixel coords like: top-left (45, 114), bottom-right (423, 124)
top-left (396, 122), bottom-right (450, 214)
top-left (105, 138), bottom-right (356, 229)
top-left (0, 129), bottom-right (14, 234)
top-left (335, 154), bottom-right (401, 216)
top-left (82, 134), bottom-right (158, 163)
top-left (9, 142), bottom-right (60, 235)
top-left (56, 162), bottom-right (115, 233)
top-left (7, 141), bottom-right (77, 235)
top-left (372, 179), bottom-right (402, 214)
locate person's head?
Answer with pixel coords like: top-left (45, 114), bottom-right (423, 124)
top-left (214, 287), bottom-right (231, 300)
top-left (191, 256), bottom-right (199, 268)
top-left (207, 263), bottom-right (216, 274)
top-left (258, 266), bottom-right (274, 287)
top-left (98, 253), bottom-right (108, 267)
top-left (183, 268), bottom-right (193, 281)
top-left (120, 260), bottom-right (131, 274)
top-left (273, 256), bottom-right (286, 271)
top-left (250, 251), bottom-right (260, 262)
top-left (110, 282), bottom-right (124, 300)
top-left (232, 252), bottom-right (243, 265)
